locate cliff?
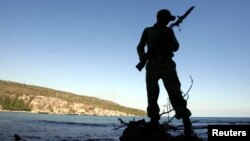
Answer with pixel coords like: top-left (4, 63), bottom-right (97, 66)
top-left (0, 80), bottom-right (146, 116)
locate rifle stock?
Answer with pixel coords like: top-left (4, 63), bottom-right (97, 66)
top-left (136, 58), bottom-right (147, 71)
top-left (135, 6), bottom-right (195, 71)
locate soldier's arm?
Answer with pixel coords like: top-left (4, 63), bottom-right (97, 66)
top-left (137, 29), bottom-right (147, 60)
top-left (169, 29), bottom-right (179, 52)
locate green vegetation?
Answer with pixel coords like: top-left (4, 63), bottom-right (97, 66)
top-left (0, 80), bottom-right (146, 116)
top-left (0, 96), bottom-right (31, 111)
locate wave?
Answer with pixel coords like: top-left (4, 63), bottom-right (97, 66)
top-left (31, 120), bottom-right (111, 127)
top-left (193, 120), bottom-right (250, 125)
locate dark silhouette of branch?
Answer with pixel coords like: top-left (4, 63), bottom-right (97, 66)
top-left (160, 76), bottom-right (194, 118)
top-left (183, 75), bottom-right (194, 100)
top-left (160, 109), bottom-right (174, 116)
top-left (113, 118), bottom-right (129, 130)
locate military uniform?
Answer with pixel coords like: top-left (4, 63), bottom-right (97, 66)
top-left (137, 24), bottom-right (191, 123)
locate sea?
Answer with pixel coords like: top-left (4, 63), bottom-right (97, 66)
top-left (0, 112), bottom-right (250, 141)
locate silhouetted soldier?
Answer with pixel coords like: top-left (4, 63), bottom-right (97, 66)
top-left (137, 9), bottom-right (194, 136)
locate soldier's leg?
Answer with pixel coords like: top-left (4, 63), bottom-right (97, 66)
top-left (146, 68), bottom-right (160, 123)
top-left (161, 60), bottom-right (191, 119)
top-left (161, 60), bottom-right (193, 135)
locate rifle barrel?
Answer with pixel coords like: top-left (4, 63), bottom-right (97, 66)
top-left (169, 6), bottom-right (195, 29)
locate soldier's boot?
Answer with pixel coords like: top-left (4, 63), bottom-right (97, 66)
top-left (148, 119), bottom-right (160, 130)
top-left (183, 117), bottom-right (194, 137)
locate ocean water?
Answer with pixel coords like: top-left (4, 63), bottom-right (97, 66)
top-left (0, 112), bottom-right (250, 141)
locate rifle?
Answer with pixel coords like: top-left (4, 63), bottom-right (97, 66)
top-left (136, 6), bottom-right (195, 71)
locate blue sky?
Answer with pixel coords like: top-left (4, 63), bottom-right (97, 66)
top-left (0, 0), bottom-right (250, 117)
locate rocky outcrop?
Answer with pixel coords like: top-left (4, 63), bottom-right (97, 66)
top-left (0, 80), bottom-right (146, 116)
top-left (17, 95), bottom-right (133, 116)
top-left (119, 119), bottom-right (203, 141)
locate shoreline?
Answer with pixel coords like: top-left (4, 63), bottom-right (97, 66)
top-left (1, 111), bottom-right (250, 119)
top-left (0, 110), bottom-right (140, 117)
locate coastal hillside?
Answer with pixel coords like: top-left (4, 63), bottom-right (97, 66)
top-left (0, 80), bottom-right (146, 116)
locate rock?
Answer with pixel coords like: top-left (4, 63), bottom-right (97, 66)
top-left (119, 119), bottom-right (204, 141)
top-left (14, 134), bottom-right (25, 141)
